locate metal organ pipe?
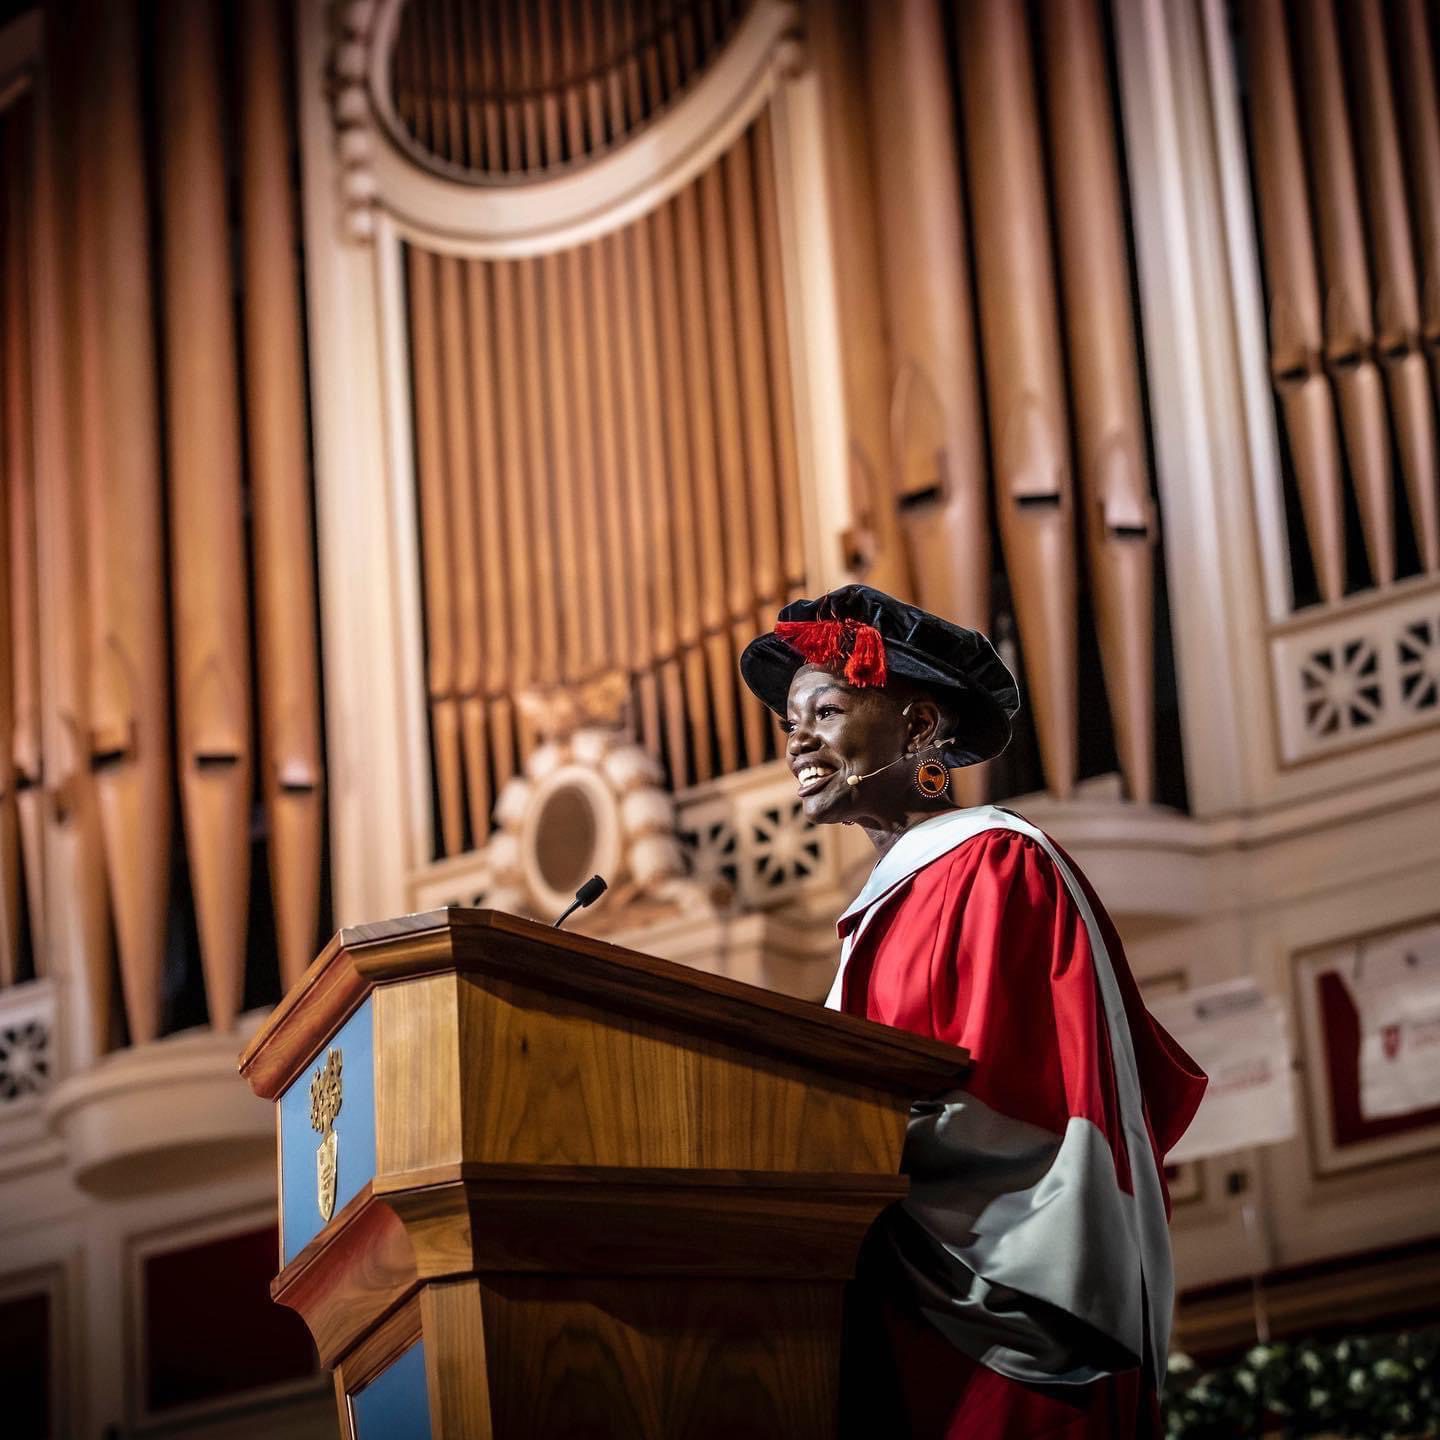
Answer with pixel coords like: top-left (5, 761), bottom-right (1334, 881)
top-left (1041, 0), bottom-right (1157, 804)
top-left (157, 0), bottom-right (253, 1032)
top-left (957, 0), bottom-right (1079, 798)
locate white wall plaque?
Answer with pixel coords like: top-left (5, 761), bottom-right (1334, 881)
top-left (1149, 978), bottom-right (1297, 1163)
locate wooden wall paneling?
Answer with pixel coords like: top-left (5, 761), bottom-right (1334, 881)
top-left (438, 256), bottom-right (489, 842)
top-left (673, 183), bottom-right (741, 774)
top-left (699, 165), bottom-right (766, 769)
top-left (864, 0), bottom-right (991, 807)
top-left (463, 260), bottom-right (516, 793)
top-left (2, 108), bottom-right (42, 969)
top-left (957, 0), bottom-right (1078, 798)
top-left (751, 112), bottom-right (806, 603)
top-left (32, 24), bottom-right (112, 1054)
top-left (1041, 0), bottom-right (1157, 804)
top-left (241, 0), bottom-right (325, 988)
top-left (1348, 0), bottom-right (1440, 573)
top-left (407, 248), bottom-right (464, 857)
top-left (491, 260), bottom-right (541, 763)
top-left (649, 199), bottom-right (714, 783)
top-left (627, 216), bottom-right (690, 784)
top-left (604, 229), bottom-right (662, 756)
top-left (1243, 0), bottom-right (1346, 603)
top-left (1393, 0), bottom-right (1440, 407)
top-left (1296, 0), bottom-right (1395, 588)
top-left (157, 0), bottom-right (252, 1031)
top-left (806, 0), bottom-right (908, 596)
top-left (75, 7), bottom-right (170, 1040)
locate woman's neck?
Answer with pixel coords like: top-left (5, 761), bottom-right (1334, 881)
top-left (860, 802), bottom-right (960, 859)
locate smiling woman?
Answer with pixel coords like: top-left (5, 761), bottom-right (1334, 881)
top-left (739, 585), bottom-right (1208, 1440)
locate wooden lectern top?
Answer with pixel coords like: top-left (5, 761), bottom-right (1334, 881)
top-left (240, 907), bottom-right (968, 1101)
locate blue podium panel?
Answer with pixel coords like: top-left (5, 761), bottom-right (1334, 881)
top-left (278, 998), bottom-right (378, 1265)
top-left (351, 1341), bottom-right (432, 1440)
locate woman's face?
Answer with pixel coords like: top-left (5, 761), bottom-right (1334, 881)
top-left (783, 666), bottom-right (916, 825)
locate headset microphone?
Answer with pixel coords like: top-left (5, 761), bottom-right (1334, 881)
top-left (844, 737), bottom-right (956, 789)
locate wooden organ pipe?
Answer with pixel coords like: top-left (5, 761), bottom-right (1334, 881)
top-left (3, 113), bottom-right (42, 974)
top-left (808, 0), bottom-right (909, 595)
top-left (1296, 0), bottom-right (1394, 588)
top-left (1041, 0), bottom-right (1157, 804)
top-left (462, 260), bottom-right (516, 791)
top-left (1349, 0), bottom-right (1440, 573)
top-left (673, 183), bottom-right (742, 775)
top-left (1244, 0), bottom-right (1345, 602)
top-left (723, 137), bottom-right (785, 633)
top-left (407, 248), bottom-right (464, 856)
top-left (603, 230), bottom-right (663, 756)
top-left (752, 111), bottom-right (807, 602)
top-left (957, 0), bottom-right (1078, 798)
top-left (241, 0), bottom-right (325, 988)
top-left (76, 6), bottom-right (171, 1041)
top-left (491, 260), bottom-right (541, 761)
top-left (158, 0), bottom-right (253, 1031)
top-left (1394, 0), bottom-right (1440, 360)
top-left (584, 239), bottom-right (637, 701)
top-left (540, 251), bottom-right (585, 689)
top-left (1392, 0), bottom-right (1440, 399)
top-left (0, 215), bottom-right (14, 983)
top-left (699, 166), bottom-right (767, 768)
top-left (626, 218), bottom-right (691, 779)
top-left (650, 197), bottom-right (715, 783)
top-left (865, 0), bottom-right (991, 806)
top-left (32, 33), bottom-right (112, 1052)
top-left (438, 255), bottom-right (489, 841)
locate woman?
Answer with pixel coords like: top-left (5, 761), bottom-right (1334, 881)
top-left (740, 585), bottom-right (1206, 1439)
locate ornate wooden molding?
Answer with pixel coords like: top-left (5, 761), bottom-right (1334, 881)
top-left (327, 0), bottom-right (802, 254)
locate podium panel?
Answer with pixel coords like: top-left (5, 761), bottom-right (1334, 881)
top-left (241, 911), bottom-right (967, 1438)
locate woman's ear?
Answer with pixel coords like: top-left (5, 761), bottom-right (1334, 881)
top-left (903, 697), bottom-right (943, 753)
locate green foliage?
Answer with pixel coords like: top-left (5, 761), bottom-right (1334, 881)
top-left (1163, 1327), bottom-right (1440, 1439)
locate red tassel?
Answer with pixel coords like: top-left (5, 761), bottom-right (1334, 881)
top-left (776, 618), bottom-right (888, 689)
top-left (844, 622), bottom-right (888, 688)
top-left (775, 619), bottom-right (845, 668)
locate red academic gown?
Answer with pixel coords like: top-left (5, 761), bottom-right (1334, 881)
top-left (832, 809), bottom-right (1206, 1439)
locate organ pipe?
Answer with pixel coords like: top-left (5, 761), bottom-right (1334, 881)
top-left (1348, 0), bottom-right (1440, 573)
top-left (407, 247), bottom-right (464, 857)
top-left (1244, 0), bottom-right (1346, 602)
top-left (241, 0), bottom-right (326, 984)
top-left (865, 0), bottom-right (991, 805)
top-left (438, 255), bottom-right (489, 842)
top-left (2, 110), bottom-right (42, 975)
top-left (32, 29), bottom-right (112, 1054)
top-left (957, 0), bottom-right (1078, 798)
top-left (77, 5), bottom-right (170, 1041)
top-left (1296, 0), bottom-right (1394, 588)
top-left (158, 0), bottom-right (254, 1031)
top-left (1042, 0), bottom-right (1157, 804)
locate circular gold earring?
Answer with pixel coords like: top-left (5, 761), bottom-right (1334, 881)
top-left (914, 758), bottom-right (950, 799)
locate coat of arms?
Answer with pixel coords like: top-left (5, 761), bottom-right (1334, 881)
top-left (309, 1048), bottom-right (343, 1222)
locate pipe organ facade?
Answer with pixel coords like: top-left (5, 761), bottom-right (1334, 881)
top-left (0, 1), bottom-right (1435, 1434)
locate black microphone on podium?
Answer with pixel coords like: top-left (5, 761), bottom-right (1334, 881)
top-left (553, 874), bottom-right (608, 928)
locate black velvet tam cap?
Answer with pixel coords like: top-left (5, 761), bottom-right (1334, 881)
top-left (739, 584), bottom-right (1020, 766)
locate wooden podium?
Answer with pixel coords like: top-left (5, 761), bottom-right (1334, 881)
top-left (239, 910), bottom-right (967, 1438)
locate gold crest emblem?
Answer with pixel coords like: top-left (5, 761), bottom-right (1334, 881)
top-left (309, 1048), bottom-right (343, 1223)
